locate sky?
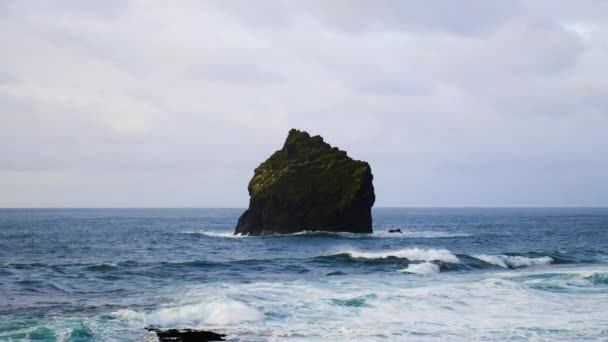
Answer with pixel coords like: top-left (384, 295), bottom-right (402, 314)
top-left (1, 0), bottom-right (607, 207)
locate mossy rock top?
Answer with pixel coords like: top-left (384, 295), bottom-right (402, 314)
top-left (235, 129), bottom-right (375, 236)
top-left (248, 129), bottom-right (370, 208)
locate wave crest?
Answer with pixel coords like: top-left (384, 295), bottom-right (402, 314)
top-left (337, 248), bottom-right (460, 263)
top-left (472, 254), bottom-right (554, 268)
top-left (584, 272), bottom-right (608, 285)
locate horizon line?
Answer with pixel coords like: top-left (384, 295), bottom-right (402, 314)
top-left (1, 206), bottom-right (607, 209)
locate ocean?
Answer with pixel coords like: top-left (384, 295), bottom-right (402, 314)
top-left (1, 208), bottom-right (607, 341)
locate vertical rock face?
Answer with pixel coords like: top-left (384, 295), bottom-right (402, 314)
top-left (234, 129), bottom-right (375, 236)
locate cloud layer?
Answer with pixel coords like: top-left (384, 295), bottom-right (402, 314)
top-left (1, 1), bottom-right (607, 207)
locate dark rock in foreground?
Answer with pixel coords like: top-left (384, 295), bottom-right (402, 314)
top-left (147, 328), bottom-right (226, 341)
top-left (235, 129), bottom-right (375, 236)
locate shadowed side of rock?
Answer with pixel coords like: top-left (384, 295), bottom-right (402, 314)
top-left (235, 129), bottom-right (375, 236)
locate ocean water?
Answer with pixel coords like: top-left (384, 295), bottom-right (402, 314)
top-left (1, 208), bottom-right (608, 341)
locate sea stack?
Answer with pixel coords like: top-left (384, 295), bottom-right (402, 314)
top-left (234, 129), bottom-right (375, 236)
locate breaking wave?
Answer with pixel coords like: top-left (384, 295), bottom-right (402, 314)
top-left (319, 248), bottom-right (569, 273)
top-left (114, 298), bottom-right (263, 327)
top-left (399, 262), bottom-right (441, 274)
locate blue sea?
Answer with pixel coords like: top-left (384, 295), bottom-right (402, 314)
top-left (1, 208), bottom-right (608, 341)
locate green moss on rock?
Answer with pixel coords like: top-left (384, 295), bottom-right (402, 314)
top-left (235, 129), bottom-right (375, 236)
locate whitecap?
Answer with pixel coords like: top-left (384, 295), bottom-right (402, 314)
top-left (399, 262), bottom-right (440, 274)
top-left (472, 254), bottom-right (553, 268)
top-left (340, 247), bottom-right (460, 263)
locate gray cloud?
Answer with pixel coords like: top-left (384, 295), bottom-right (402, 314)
top-left (0, 71), bottom-right (18, 85)
top-left (5, 0), bottom-right (127, 18)
top-left (301, 0), bottom-right (521, 35)
top-left (0, 1), bottom-right (607, 207)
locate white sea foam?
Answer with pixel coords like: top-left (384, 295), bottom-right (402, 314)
top-left (287, 230), bottom-right (469, 238)
top-left (25, 265), bottom-right (608, 341)
top-left (342, 247), bottom-right (460, 263)
top-left (54, 327), bottom-right (73, 342)
top-left (472, 254), bottom-right (554, 268)
top-left (142, 267), bottom-right (608, 341)
top-left (375, 230), bottom-right (470, 238)
top-left (399, 262), bottom-right (440, 274)
top-left (114, 298), bottom-right (263, 327)
top-left (184, 229), bottom-right (469, 239)
top-left (183, 231), bottom-right (245, 238)
top-left (290, 231), bottom-right (362, 237)
top-left (510, 271), bottom-right (608, 291)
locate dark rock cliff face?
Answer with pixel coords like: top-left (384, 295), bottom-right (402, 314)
top-left (234, 129), bottom-right (375, 236)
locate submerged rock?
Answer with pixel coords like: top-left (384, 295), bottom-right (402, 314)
top-left (147, 328), bottom-right (226, 341)
top-left (235, 129), bottom-right (375, 236)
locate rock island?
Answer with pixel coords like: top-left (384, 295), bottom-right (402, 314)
top-left (234, 129), bottom-right (375, 236)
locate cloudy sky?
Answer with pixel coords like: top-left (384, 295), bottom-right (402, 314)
top-left (1, 1), bottom-right (607, 207)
